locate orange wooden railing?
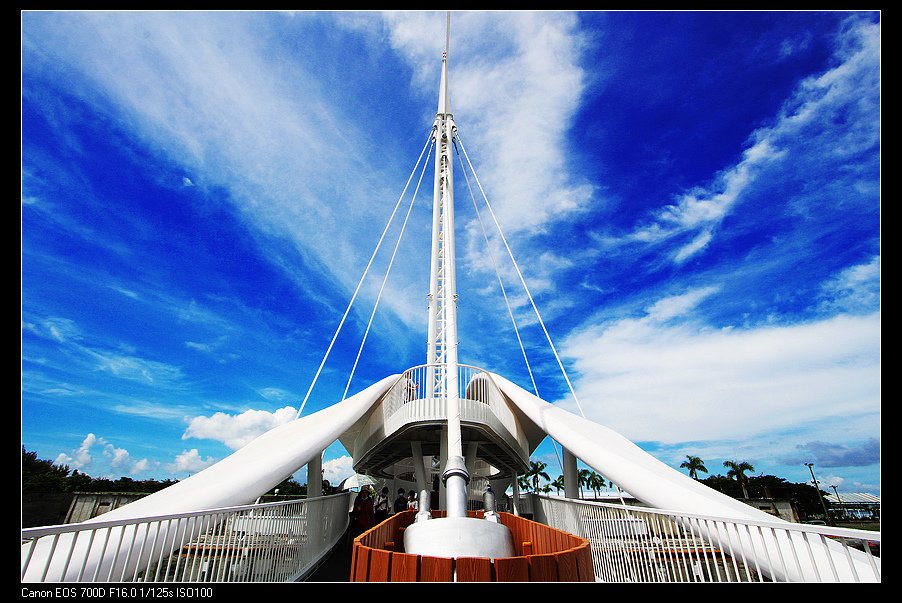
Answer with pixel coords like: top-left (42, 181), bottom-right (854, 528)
top-left (350, 510), bottom-right (594, 582)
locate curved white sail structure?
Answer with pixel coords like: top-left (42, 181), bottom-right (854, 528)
top-left (21, 375), bottom-right (398, 582)
top-left (492, 373), bottom-right (878, 582)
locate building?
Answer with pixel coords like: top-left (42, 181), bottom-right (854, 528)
top-left (825, 492), bottom-right (880, 520)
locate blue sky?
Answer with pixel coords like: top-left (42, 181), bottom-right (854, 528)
top-left (21, 11), bottom-right (880, 497)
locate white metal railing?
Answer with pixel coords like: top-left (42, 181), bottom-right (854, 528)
top-left (531, 494), bottom-right (880, 583)
top-left (354, 364), bottom-right (530, 462)
top-left (21, 493), bottom-right (352, 583)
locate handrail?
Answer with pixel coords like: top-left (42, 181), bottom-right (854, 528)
top-left (21, 493), bottom-right (352, 583)
top-left (352, 363), bottom-right (531, 471)
top-left (531, 494), bottom-right (880, 583)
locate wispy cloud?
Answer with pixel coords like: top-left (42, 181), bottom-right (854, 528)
top-left (24, 315), bottom-right (188, 389)
top-left (257, 387), bottom-right (297, 403)
top-left (89, 350), bottom-right (185, 386)
top-left (22, 11), bottom-right (422, 326)
top-left (374, 11), bottom-right (596, 281)
top-left (817, 255), bottom-right (880, 314)
top-left (601, 17), bottom-right (879, 265)
top-left (559, 287), bottom-right (880, 445)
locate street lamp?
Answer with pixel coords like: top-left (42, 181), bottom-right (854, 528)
top-left (830, 485), bottom-right (843, 520)
top-left (805, 463), bottom-right (833, 525)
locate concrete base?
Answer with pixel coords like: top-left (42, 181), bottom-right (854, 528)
top-left (403, 516), bottom-right (515, 559)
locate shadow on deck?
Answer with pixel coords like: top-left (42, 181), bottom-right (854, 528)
top-left (304, 529), bottom-right (352, 582)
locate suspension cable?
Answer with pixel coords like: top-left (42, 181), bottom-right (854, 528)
top-left (455, 134), bottom-right (566, 476)
top-left (342, 140), bottom-right (434, 400)
top-left (296, 132), bottom-right (434, 418)
top-left (455, 132), bottom-right (587, 419)
top-left (453, 138), bottom-right (539, 398)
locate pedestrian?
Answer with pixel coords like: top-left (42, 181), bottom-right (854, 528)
top-left (375, 486), bottom-right (390, 522)
top-left (393, 487), bottom-right (408, 513)
top-left (407, 489), bottom-right (418, 511)
top-left (350, 487), bottom-right (375, 538)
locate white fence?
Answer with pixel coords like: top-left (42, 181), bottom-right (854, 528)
top-left (21, 493), bottom-right (352, 583)
top-left (531, 494), bottom-right (880, 582)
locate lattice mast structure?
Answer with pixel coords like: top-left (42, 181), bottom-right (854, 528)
top-left (424, 13), bottom-right (469, 519)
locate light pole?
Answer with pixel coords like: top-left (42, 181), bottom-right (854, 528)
top-left (830, 485), bottom-right (843, 520)
top-left (805, 463), bottom-right (833, 525)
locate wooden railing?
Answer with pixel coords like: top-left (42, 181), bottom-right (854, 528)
top-left (350, 510), bottom-right (594, 582)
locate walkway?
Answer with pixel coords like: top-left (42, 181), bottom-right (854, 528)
top-left (304, 530), bottom-right (352, 582)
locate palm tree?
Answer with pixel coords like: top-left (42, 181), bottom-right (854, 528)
top-left (588, 472), bottom-right (607, 499)
top-left (551, 475), bottom-right (566, 496)
top-left (525, 460), bottom-right (550, 493)
top-left (680, 455), bottom-right (709, 480)
top-left (517, 474), bottom-right (531, 493)
top-left (723, 460), bottom-right (755, 498)
top-left (578, 468), bottom-right (592, 499)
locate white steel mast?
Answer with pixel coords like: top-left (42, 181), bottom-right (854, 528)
top-left (404, 13), bottom-right (514, 560)
top-left (425, 12), bottom-right (468, 519)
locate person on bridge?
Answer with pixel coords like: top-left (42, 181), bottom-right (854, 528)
top-left (350, 487), bottom-right (375, 538)
top-left (375, 486), bottom-right (390, 522)
top-left (394, 488), bottom-right (408, 513)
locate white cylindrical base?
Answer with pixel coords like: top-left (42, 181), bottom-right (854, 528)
top-left (403, 516), bottom-right (515, 560)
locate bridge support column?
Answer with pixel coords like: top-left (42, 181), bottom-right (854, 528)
top-left (563, 448), bottom-right (579, 499)
top-left (306, 451), bottom-right (324, 549)
top-left (411, 441), bottom-right (428, 494)
top-left (511, 471), bottom-right (520, 516)
top-left (307, 451), bottom-right (323, 498)
top-left (439, 426), bottom-right (448, 509)
top-left (465, 442), bottom-right (478, 502)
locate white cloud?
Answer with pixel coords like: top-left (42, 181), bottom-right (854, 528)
top-left (629, 139), bottom-right (784, 261)
top-left (818, 255), bottom-right (880, 314)
top-left (130, 458), bottom-right (154, 474)
top-left (103, 443), bottom-right (131, 468)
top-left (54, 433), bottom-right (104, 470)
top-left (559, 290), bottom-right (880, 445)
top-left (52, 433), bottom-right (156, 477)
top-left (378, 10), bottom-right (595, 276)
top-left (182, 405), bottom-right (299, 449)
top-left (322, 454), bottom-right (355, 485)
top-left (168, 449), bottom-right (216, 475)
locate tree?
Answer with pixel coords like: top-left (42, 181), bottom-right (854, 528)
top-left (578, 468), bottom-right (592, 499)
top-left (270, 477), bottom-right (305, 496)
top-left (723, 460), bottom-right (756, 498)
top-left (517, 474), bottom-right (531, 492)
top-left (22, 447), bottom-right (70, 493)
top-left (680, 455), bottom-right (709, 480)
top-left (551, 475), bottom-right (566, 496)
top-left (525, 460), bottom-right (550, 493)
top-left (587, 472), bottom-right (607, 498)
